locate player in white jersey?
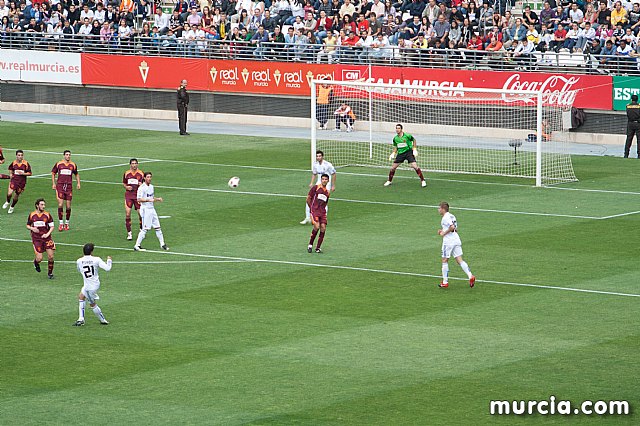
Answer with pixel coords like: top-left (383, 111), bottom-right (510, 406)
top-left (73, 243), bottom-right (112, 326)
top-left (437, 201), bottom-right (476, 288)
top-left (134, 171), bottom-right (169, 251)
top-left (300, 150), bottom-right (336, 224)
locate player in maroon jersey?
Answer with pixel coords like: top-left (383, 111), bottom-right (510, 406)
top-left (51, 150), bottom-right (81, 231)
top-left (0, 146), bottom-right (10, 179)
top-left (306, 173), bottom-right (331, 253)
top-left (3, 150), bottom-right (32, 214)
top-left (123, 158), bottom-right (144, 240)
top-left (27, 198), bottom-right (56, 279)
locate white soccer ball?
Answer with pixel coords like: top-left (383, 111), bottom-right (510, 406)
top-left (228, 177), bottom-right (240, 188)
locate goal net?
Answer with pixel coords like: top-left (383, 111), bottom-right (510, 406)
top-left (310, 80), bottom-right (577, 186)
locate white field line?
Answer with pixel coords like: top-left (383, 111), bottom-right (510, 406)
top-left (0, 259), bottom-right (252, 264)
top-left (1, 237), bottom-right (639, 299)
top-left (32, 160), bottom-right (163, 178)
top-left (599, 210), bottom-right (640, 219)
top-left (28, 176), bottom-right (606, 220)
top-left (14, 148), bottom-right (640, 196)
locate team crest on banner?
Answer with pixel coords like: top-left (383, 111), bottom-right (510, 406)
top-left (138, 61), bottom-right (149, 83)
top-left (241, 68), bottom-right (249, 85)
top-left (209, 66), bottom-right (218, 84)
top-left (274, 69), bottom-right (282, 87)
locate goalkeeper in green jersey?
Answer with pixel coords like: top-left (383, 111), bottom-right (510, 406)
top-left (384, 124), bottom-right (427, 188)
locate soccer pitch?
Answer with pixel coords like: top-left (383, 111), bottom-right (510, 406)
top-left (0, 120), bottom-right (638, 424)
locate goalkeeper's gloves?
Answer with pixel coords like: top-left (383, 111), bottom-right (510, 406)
top-left (413, 149), bottom-right (418, 157)
top-left (389, 153), bottom-right (396, 161)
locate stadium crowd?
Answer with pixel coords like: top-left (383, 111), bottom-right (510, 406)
top-left (1, 0), bottom-right (640, 72)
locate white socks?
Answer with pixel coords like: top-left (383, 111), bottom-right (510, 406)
top-left (305, 203), bottom-right (311, 220)
top-left (78, 300), bottom-right (85, 321)
top-left (135, 229), bottom-right (147, 246)
top-left (136, 228), bottom-right (165, 247)
top-left (92, 305), bottom-right (106, 322)
top-left (155, 229), bottom-right (165, 246)
top-left (460, 261), bottom-right (472, 279)
top-left (442, 263), bottom-right (449, 284)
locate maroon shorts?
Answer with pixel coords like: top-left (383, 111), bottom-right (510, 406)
top-left (125, 198), bottom-right (140, 210)
top-left (312, 212), bottom-right (327, 225)
top-left (33, 238), bottom-right (55, 253)
top-left (57, 186), bottom-right (73, 201)
top-left (9, 182), bottom-right (25, 194)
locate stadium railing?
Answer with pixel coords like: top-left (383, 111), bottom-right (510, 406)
top-left (2, 32), bottom-right (638, 76)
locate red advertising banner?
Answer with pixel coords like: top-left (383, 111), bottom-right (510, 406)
top-left (339, 65), bottom-right (613, 110)
top-left (82, 54), bottom-right (211, 90)
top-left (81, 54), bottom-right (613, 110)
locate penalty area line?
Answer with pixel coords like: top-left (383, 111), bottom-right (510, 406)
top-left (28, 176), bottom-right (605, 220)
top-left (0, 259), bottom-right (253, 264)
top-left (1, 237), bottom-right (638, 299)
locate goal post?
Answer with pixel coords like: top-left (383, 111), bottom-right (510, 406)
top-left (310, 79), bottom-right (577, 187)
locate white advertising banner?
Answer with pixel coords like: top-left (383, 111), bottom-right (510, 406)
top-left (0, 49), bottom-right (81, 84)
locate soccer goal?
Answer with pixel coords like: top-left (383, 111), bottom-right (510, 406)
top-left (310, 80), bottom-right (578, 187)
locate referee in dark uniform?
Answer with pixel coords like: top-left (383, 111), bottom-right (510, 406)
top-left (177, 79), bottom-right (189, 136)
top-left (625, 94), bottom-right (640, 158)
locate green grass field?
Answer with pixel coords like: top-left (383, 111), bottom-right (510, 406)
top-left (0, 121), bottom-right (638, 424)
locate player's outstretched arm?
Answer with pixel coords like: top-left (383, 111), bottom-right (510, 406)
top-left (51, 172), bottom-right (56, 190)
top-left (99, 257), bottom-right (113, 272)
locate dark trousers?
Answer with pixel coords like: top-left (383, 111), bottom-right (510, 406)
top-left (178, 103), bottom-right (188, 134)
top-left (625, 121), bottom-right (640, 157)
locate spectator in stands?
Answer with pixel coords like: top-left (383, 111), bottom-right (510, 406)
top-left (315, 9), bottom-right (332, 41)
top-left (576, 21), bottom-right (596, 51)
top-left (187, 7), bottom-right (202, 26)
top-left (539, 2), bottom-right (555, 29)
top-left (251, 24), bottom-right (269, 58)
top-left (105, 4), bottom-right (118, 25)
top-left (175, 0), bottom-right (190, 19)
top-left (597, 22), bottom-right (614, 46)
top-left (80, 4), bottom-right (94, 24)
top-left (613, 22), bottom-right (625, 44)
top-left (600, 39), bottom-right (616, 69)
top-left (611, 1), bottom-right (628, 27)
top-left (629, 3), bottom-right (640, 35)
top-left (78, 17), bottom-right (92, 37)
top-left (596, 1), bottom-right (611, 29)
top-left (563, 21), bottom-right (580, 51)
top-left (369, 0), bottom-right (385, 21)
top-left (100, 20), bottom-right (112, 47)
top-left (340, 29), bottom-right (359, 62)
top-left (478, 1), bottom-right (493, 34)
top-left (569, 3), bottom-right (584, 25)
top-left (292, 14), bottom-right (304, 31)
top-left (616, 38), bottom-right (635, 70)
top-left (265, 24), bottom-right (284, 59)
top-left (288, 0), bottom-right (305, 25)
top-left (424, 0), bottom-right (439, 25)
top-left (271, 0), bottom-right (291, 26)
top-left (284, 25), bottom-right (296, 59)
top-left (169, 10), bottom-right (185, 37)
top-left (155, 8), bottom-right (170, 35)
top-left (550, 22), bottom-right (566, 52)
top-left (248, 6), bottom-right (264, 33)
top-left (369, 12), bottom-right (382, 36)
top-left (401, 0), bottom-right (426, 21)
top-left (512, 37), bottom-right (534, 69)
top-left (293, 28), bottom-right (309, 60)
top-left (303, 10), bottom-right (316, 32)
top-left (465, 1), bottom-right (480, 31)
top-left (583, 3), bottom-right (597, 28)
top-left (318, 0), bottom-right (332, 17)
top-left (67, 4), bottom-right (80, 28)
top-left (117, 18), bottom-right (133, 51)
top-left (355, 28), bottom-right (373, 63)
top-left (503, 17), bottom-right (525, 49)
top-left (459, 17), bottom-right (475, 48)
top-left (429, 13), bottom-right (449, 47)
top-left (262, 9), bottom-right (277, 32)
top-left (523, 5), bottom-right (539, 31)
top-left (201, 7), bottom-right (214, 31)
top-left (0, 1), bottom-right (8, 20)
top-left (137, 22), bottom-right (152, 53)
top-left (317, 29), bottom-right (337, 62)
top-left (585, 37), bottom-right (602, 68)
top-left (449, 19), bottom-right (461, 46)
top-left (340, 13), bottom-right (356, 34)
top-left (622, 26), bottom-right (638, 47)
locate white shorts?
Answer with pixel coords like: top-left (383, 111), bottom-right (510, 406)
top-left (141, 207), bottom-right (160, 230)
top-left (442, 244), bottom-right (463, 259)
top-left (81, 286), bottom-right (100, 304)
